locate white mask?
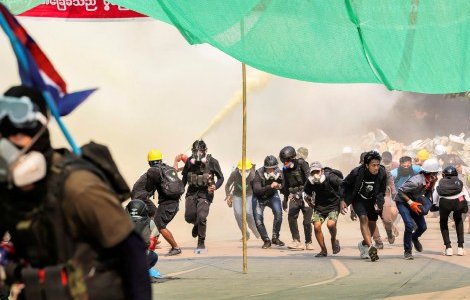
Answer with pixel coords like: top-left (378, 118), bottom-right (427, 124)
top-left (264, 171), bottom-right (280, 181)
top-left (308, 174), bottom-right (326, 184)
top-left (0, 138), bottom-right (47, 187)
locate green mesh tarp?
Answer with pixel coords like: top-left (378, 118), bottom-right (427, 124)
top-left (5, 0), bottom-right (470, 94)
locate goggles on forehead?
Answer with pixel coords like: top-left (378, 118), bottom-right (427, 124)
top-left (0, 96), bottom-right (47, 128)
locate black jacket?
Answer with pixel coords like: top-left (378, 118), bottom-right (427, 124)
top-left (281, 158), bottom-right (309, 198)
top-left (252, 167), bottom-right (284, 200)
top-left (304, 171), bottom-right (342, 214)
top-left (341, 165), bottom-right (387, 209)
top-left (181, 155), bottom-right (224, 200)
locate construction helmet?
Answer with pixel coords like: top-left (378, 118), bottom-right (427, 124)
top-left (147, 149), bottom-right (163, 162)
top-left (416, 149), bottom-right (430, 161)
top-left (237, 159), bottom-right (253, 170)
top-left (434, 144), bottom-right (447, 156)
top-left (421, 158), bottom-right (441, 173)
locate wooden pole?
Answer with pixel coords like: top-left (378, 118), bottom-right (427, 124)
top-left (241, 62), bottom-right (248, 274)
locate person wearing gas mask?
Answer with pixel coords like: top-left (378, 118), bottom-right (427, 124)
top-left (224, 159), bottom-right (260, 240)
top-left (394, 158), bottom-right (440, 260)
top-left (304, 161), bottom-right (343, 257)
top-left (252, 155), bottom-right (285, 249)
top-left (391, 156), bottom-right (422, 189)
top-left (182, 140), bottom-right (224, 250)
top-left (280, 146), bottom-right (313, 251)
top-left (0, 86), bottom-right (150, 299)
top-left (340, 151), bottom-right (387, 262)
top-left (432, 165), bottom-right (469, 256)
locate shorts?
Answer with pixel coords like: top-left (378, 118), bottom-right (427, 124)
top-left (155, 201), bottom-right (179, 229)
top-left (352, 199), bottom-right (379, 221)
top-left (312, 210), bottom-right (339, 224)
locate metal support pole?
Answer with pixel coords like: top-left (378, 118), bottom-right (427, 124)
top-left (241, 62), bottom-right (248, 274)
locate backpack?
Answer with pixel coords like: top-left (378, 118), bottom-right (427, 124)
top-left (323, 167), bottom-right (343, 198)
top-left (158, 164), bottom-right (185, 198)
top-left (56, 141), bottom-right (131, 202)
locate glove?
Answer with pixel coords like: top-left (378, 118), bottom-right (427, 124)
top-left (408, 201), bottom-right (422, 215)
top-left (149, 236), bottom-right (158, 251)
top-left (282, 199), bottom-right (288, 211)
top-left (225, 195), bottom-right (233, 208)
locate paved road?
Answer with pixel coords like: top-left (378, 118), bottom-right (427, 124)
top-left (152, 217), bottom-right (470, 299)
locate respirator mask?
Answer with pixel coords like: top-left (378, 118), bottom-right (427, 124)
top-left (264, 170), bottom-right (280, 181)
top-left (0, 95), bottom-right (48, 188)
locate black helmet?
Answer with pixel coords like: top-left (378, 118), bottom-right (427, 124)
top-left (192, 140), bottom-right (207, 151)
top-left (264, 155), bottom-right (278, 168)
top-left (363, 150), bottom-right (382, 165)
top-left (279, 146), bottom-right (296, 163)
top-left (126, 199), bottom-right (148, 218)
top-left (442, 165), bottom-right (458, 177)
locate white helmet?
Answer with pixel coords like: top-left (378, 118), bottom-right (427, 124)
top-left (421, 158), bottom-right (441, 173)
top-left (434, 144), bottom-right (447, 156)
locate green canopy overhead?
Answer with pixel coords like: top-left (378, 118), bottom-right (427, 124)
top-left (6, 0), bottom-right (470, 94)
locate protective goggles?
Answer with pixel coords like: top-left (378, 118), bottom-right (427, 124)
top-left (0, 96), bottom-right (47, 128)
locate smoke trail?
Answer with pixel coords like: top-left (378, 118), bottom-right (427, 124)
top-left (197, 70), bottom-right (271, 139)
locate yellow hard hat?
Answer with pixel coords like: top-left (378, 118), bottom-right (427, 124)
top-left (416, 149), bottom-right (430, 161)
top-left (237, 159), bottom-right (253, 170)
top-left (147, 149), bottom-right (163, 162)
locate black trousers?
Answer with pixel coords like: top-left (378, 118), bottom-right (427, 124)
top-left (439, 198), bottom-right (468, 248)
top-left (288, 197), bottom-right (313, 243)
top-left (184, 195), bottom-right (211, 239)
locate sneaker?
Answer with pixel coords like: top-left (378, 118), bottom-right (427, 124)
top-left (332, 240), bottom-right (341, 254)
top-left (315, 251), bottom-right (327, 257)
top-left (168, 247), bottom-right (182, 256)
top-left (368, 246), bottom-right (379, 262)
top-left (412, 238), bottom-right (423, 252)
top-left (457, 247), bottom-right (465, 256)
top-left (404, 251), bottom-right (414, 260)
top-left (262, 240), bottom-right (271, 249)
top-left (388, 236), bottom-right (395, 245)
top-left (358, 241), bottom-right (369, 259)
top-left (192, 225), bottom-right (198, 238)
top-left (271, 238), bottom-right (285, 247)
top-left (288, 240), bottom-right (304, 251)
top-left (444, 248), bottom-right (453, 256)
top-left (197, 238), bottom-right (205, 249)
top-left (305, 242), bottom-right (314, 250)
top-left (375, 241), bottom-right (384, 250)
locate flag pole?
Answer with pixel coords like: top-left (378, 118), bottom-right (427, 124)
top-left (0, 8), bottom-right (81, 155)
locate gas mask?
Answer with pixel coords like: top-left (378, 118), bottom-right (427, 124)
top-left (264, 170), bottom-right (280, 181)
top-left (283, 161), bottom-right (294, 170)
top-left (308, 173), bottom-right (326, 184)
top-left (0, 95), bottom-right (48, 188)
top-left (190, 150), bottom-right (207, 164)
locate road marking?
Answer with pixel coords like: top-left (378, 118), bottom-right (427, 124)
top-left (299, 259), bottom-right (350, 288)
top-left (165, 266), bottom-right (207, 277)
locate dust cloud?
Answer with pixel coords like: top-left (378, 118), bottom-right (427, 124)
top-left (2, 19), bottom-right (457, 244)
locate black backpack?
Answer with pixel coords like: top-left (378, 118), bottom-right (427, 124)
top-left (158, 164), bottom-right (185, 198)
top-left (323, 167), bottom-right (343, 197)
